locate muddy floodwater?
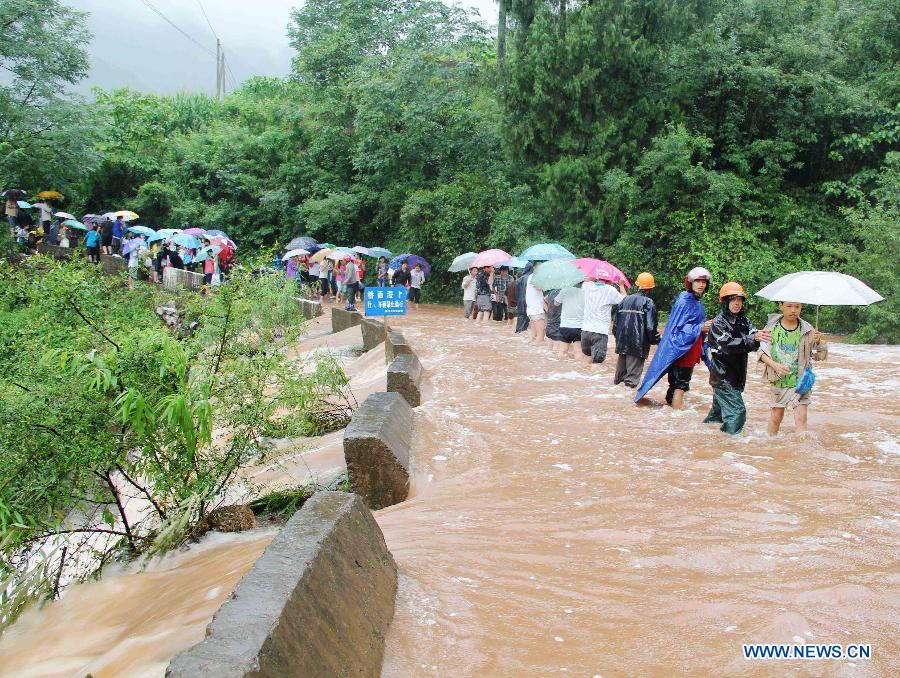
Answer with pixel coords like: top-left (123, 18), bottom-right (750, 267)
top-left (2, 305), bottom-right (898, 676)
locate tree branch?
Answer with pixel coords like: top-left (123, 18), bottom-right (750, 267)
top-left (67, 300), bottom-right (120, 350)
top-left (115, 464), bottom-right (167, 520)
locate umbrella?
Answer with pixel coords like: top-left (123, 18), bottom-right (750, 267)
top-left (122, 238), bottom-right (148, 255)
top-left (147, 233), bottom-right (166, 243)
top-left (193, 245), bottom-right (222, 263)
top-left (2, 189), bottom-right (26, 198)
top-left (53, 211), bottom-right (76, 220)
top-left (367, 247), bottom-right (393, 259)
top-left (471, 248), bottom-right (513, 269)
top-left (519, 243), bottom-right (576, 261)
top-left (573, 258), bottom-right (631, 287)
top-left (448, 252), bottom-right (477, 272)
top-left (209, 235), bottom-right (236, 250)
top-left (127, 225), bottom-right (156, 238)
top-left (530, 259), bottom-right (586, 290)
top-left (183, 227), bottom-right (206, 236)
top-left (156, 228), bottom-right (183, 237)
top-left (16, 200), bottom-right (32, 209)
top-left (755, 271), bottom-right (884, 327)
top-left (285, 235), bottom-right (318, 251)
top-left (82, 213), bottom-right (99, 219)
top-left (205, 229), bottom-right (229, 238)
top-left (282, 248), bottom-right (310, 260)
top-left (36, 191), bottom-right (64, 200)
top-left (309, 248), bottom-right (335, 263)
top-left (61, 219), bottom-right (83, 229)
top-left (502, 256), bottom-right (529, 269)
top-left (352, 245), bottom-right (371, 255)
top-left (318, 242), bottom-right (337, 249)
top-left (327, 250), bottom-right (353, 261)
top-left (172, 234), bottom-right (201, 249)
top-left (389, 253), bottom-right (431, 277)
top-left (103, 210), bottom-right (139, 221)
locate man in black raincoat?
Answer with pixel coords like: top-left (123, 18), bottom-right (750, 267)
top-left (514, 262), bottom-right (533, 334)
top-left (703, 282), bottom-right (770, 434)
top-left (613, 272), bottom-right (660, 388)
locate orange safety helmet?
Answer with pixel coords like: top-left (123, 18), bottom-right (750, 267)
top-left (718, 281), bottom-right (747, 300)
top-left (635, 272), bottom-right (655, 289)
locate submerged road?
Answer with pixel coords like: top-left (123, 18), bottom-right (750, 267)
top-left (379, 306), bottom-right (900, 676)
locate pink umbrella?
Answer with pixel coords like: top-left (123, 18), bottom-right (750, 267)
top-left (183, 227), bottom-right (206, 236)
top-left (210, 236), bottom-right (237, 250)
top-left (573, 258), bottom-right (631, 287)
top-left (471, 248), bottom-right (512, 269)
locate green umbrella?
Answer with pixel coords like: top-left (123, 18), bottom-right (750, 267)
top-left (529, 258), bottom-right (586, 290)
top-left (61, 219), bottom-right (83, 229)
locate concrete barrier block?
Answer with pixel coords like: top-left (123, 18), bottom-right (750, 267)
top-left (295, 298), bottom-right (323, 320)
top-left (384, 330), bottom-right (412, 363)
top-left (360, 318), bottom-right (385, 351)
top-left (167, 492), bottom-right (397, 678)
top-left (36, 243), bottom-right (74, 260)
top-left (163, 267), bottom-right (204, 292)
top-left (386, 353), bottom-right (422, 408)
top-left (331, 307), bottom-right (362, 333)
top-left (100, 254), bottom-right (126, 276)
top-left (343, 392), bottom-right (412, 510)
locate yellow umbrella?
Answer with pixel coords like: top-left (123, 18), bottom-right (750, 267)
top-left (309, 248), bottom-right (334, 263)
top-left (115, 210), bottom-right (139, 221)
top-left (36, 190), bottom-right (64, 200)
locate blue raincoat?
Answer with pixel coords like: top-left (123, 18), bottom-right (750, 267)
top-left (634, 291), bottom-right (709, 402)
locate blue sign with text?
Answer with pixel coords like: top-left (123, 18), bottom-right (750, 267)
top-left (364, 286), bottom-right (408, 317)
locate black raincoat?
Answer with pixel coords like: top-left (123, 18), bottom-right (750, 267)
top-left (514, 264), bottom-right (533, 333)
top-left (544, 289), bottom-right (562, 340)
top-left (705, 300), bottom-right (760, 391)
top-left (614, 290), bottom-right (659, 359)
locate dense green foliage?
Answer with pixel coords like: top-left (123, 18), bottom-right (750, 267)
top-left (0, 0), bottom-right (896, 339)
top-left (0, 256), bottom-right (354, 625)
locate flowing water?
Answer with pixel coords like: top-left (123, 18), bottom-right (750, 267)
top-left (2, 305), bottom-right (898, 676)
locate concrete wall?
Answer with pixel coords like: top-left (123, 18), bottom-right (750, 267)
top-left (332, 307), bottom-right (362, 333)
top-left (386, 353), bottom-right (422, 408)
top-left (360, 318), bottom-right (386, 351)
top-left (343, 392), bottom-right (412, 510)
top-left (167, 492), bottom-right (397, 678)
top-left (296, 298), bottom-right (323, 320)
top-left (384, 330), bottom-right (413, 363)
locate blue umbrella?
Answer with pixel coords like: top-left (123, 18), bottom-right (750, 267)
top-left (16, 200), bottom-right (33, 209)
top-left (172, 234), bottom-right (201, 249)
top-left (367, 247), bottom-right (393, 259)
top-left (127, 225), bottom-right (156, 238)
top-left (502, 256), bottom-right (529, 268)
top-left (147, 233), bottom-right (166, 243)
top-left (157, 228), bottom-right (182, 237)
top-left (205, 229), bottom-right (228, 238)
top-left (194, 245), bottom-right (222, 262)
top-left (519, 243), bottom-right (576, 261)
top-left (389, 253), bottom-right (431, 277)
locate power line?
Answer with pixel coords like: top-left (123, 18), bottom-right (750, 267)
top-left (195, 0), bottom-right (220, 42)
top-left (137, 0), bottom-right (215, 57)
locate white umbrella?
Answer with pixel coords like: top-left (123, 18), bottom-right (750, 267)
top-left (755, 271), bottom-right (884, 326)
top-left (327, 250), bottom-right (353, 261)
top-left (352, 245), bottom-right (370, 255)
top-left (282, 248), bottom-right (310, 261)
top-left (448, 251), bottom-right (477, 273)
top-left (53, 211), bottom-right (76, 220)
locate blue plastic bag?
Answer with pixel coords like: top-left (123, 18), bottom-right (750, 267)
top-left (795, 365), bottom-right (816, 394)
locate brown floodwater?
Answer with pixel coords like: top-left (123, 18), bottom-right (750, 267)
top-left (1, 304), bottom-right (897, 677)
top-left (378, 307), bottom-right (900, 677)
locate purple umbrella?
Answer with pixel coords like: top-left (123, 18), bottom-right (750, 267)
top-left (183, 227), bottom-right (206, 236)
top-left (389, 253), bottom-right (431, 277)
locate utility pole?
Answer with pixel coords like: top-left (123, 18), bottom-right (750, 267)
top-left (216, 38), bottom-right (222, 100)
top-left (221, 49), bottom-right (226, 97)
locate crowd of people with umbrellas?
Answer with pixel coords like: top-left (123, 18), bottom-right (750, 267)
top-left (280, 236), bottom-right (429, 312)
top-left (4, 189), bottom-right (236, 288)
top-left (449, 243), bottom-right (884, 438)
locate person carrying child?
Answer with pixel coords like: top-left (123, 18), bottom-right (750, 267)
top-left (702, 282), bottom-right (770, 434)
top-left (758, 301), bottom-right (821, 436)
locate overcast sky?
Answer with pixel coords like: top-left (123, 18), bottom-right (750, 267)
top-left (67, 0), bottom-right (497, 96)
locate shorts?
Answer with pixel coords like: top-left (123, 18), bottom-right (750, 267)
top-left (128, 266), bottom-right (139, 279)
top-left (338, 282), bottom-right (346, 292)
top-left (558, 326), bottom-right (582, 343)
top-left (580, 331), bottom-right (609, 363)
top-left (769, 385), bottom-right (811, 408)
top-left (101, 234), bottom-right (113, 247)
top-left (87, 245), bottom-right (99, 257)
top-left (409, 287), bottom-right (421, 303)
top-left (477, 294), bottom-right (492, 312)
top-left (528, 313), bottom-right (545, 321)
top-left (319, 277), bottom-right (329, 294)
top-left (464, 300), bottom-right (475, 318)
